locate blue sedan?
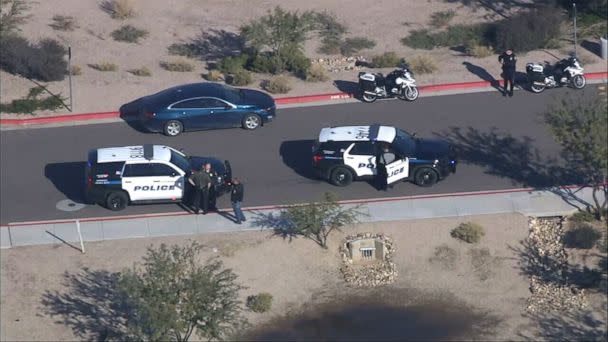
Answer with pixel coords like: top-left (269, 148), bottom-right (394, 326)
top-left (130, 83), bottom-right (276, 136)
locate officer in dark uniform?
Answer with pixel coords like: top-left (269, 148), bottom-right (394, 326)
top-left (375, 143), bottom-right (396, 191)
top-left (203, 163), bottom-right (218, 211)
top-left (188, 165), bottom-right (211, 214)
top-left (498, 48), bottom-right (517, 97)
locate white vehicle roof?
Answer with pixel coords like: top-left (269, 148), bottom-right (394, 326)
top-left (97, 145), bottom-right (178, 163)
top-left (318, 125), bottom-right (396, 143)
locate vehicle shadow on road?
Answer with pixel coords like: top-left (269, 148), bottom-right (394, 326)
top-left (41, 268), bottom-right (130, 340)
top-left (279, 140), bottom-right (319, 180)
top-left (437, 126), bottom-right (580, 188)
top-left (45, 162), bottom-right (88, 204)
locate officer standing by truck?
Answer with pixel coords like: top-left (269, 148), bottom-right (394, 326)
top-left (188, 165), bottom-right (211, 214)
top-left (498, 48), bottom-right (517, 97)
top-left (203, 163), bottom-right (218, 211)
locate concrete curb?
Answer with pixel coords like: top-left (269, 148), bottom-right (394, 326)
top-left (2, 72), bottom-right (605, 127)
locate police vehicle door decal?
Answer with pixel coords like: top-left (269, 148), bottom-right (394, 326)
top-left (121, 163), bottom-right (160, 201)
top-left (150, 163), bottom-right (184, 201)
top-left (343, 143), bottom-right (376, 177)
top-left (386, 158), bottom-right (409, 185)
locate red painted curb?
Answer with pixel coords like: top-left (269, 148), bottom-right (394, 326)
top-left (2, 72), bottom-right (606, 126)
top-left (2, 184), bottom-right (593, 227)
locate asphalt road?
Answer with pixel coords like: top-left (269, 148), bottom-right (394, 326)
top-left (0, 87), bottom-right (599, 224)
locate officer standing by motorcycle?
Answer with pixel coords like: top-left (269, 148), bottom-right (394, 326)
top-left (498, 48), bottom-right (517, 97)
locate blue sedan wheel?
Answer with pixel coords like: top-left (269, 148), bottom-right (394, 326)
top-left (164, 120), bottom-right (184, 136)
top-left (242, 114), bottom-right (261, 130)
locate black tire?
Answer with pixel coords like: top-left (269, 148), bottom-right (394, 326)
top-left (330, 167), bottom-right (354, 187)
top-left (572, 75), bottom-right (586, 89)
top-left (106, 191), bottom-right (129, 211)
top-left (401, 86), bottom-right (419, 101)
top-left (242, 114), bottom-right (261, 130)
top-left (163, 120), bottom-right (183, 136)
top-left (361, 92), bottom-right (377, 103)
top-left (414, 167), bottom-right (438, 187)
top-left (530, 83), bottom-right (545, 93)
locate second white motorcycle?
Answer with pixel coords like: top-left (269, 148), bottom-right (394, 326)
top-left (526, 56), bottom-right (586, 93)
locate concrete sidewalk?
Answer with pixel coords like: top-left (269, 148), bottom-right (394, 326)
top-left (0, 186), bottom-right (597, 249)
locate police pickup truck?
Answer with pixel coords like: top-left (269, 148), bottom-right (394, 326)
top-left (312, 124), bottom-right (457, 187)
top-left (85, 144), bottom-right (231, 211)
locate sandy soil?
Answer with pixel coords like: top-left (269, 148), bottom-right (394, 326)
top-left (1, 0), bottom-right (606, 118)
top-left (0, 213), bottom-right (583, 340)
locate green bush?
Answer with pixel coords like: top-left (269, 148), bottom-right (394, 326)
top-left (408, 55), bottom-right (438, 74)
top-left (450, 222), bottom-right (485, 243)
top-left (217, 54), bottom-right (249, 74)
top-left (494, 7), bottom-right (564, 52)
top-left (246, 292), bottom-right (273, 313)
top-left (127, 67), bottom-right (151, 76)
top-left (429, 10), bottom-right (456, 28)
top-left (340, 37), bottom-right (376, 55)
top-left (285, 47), bottom-right (311, 78)
top-left (318, 36), bottom-right (342, 55)
top-left (564, 224), bottom-right (602, 249)
top-left (160, 60), bottom-right (194, 72)
top-left (305, 64), bottom-right (329, 82)
top-left (401, 29), bottom-right (437, 49)
top-left (402, 24), bottom-right (493, 50)
top-left (263, 75), bottom-right (291, 94)
top-left (371, 52), bottom-right (401, 68)
top-left (249, 53), bottom-right (280, 74)
top-left (167, 43), bottom-right (202, 58)
top-left (0, 35), bottom-right (67, 82)
top-left (226, 69), bottom-right (252, 86)
top-left (0, 86), bottom-right (64, 114)
top-left (111, 25), bottom-right (148, 43)
top-left (571, 210), bottom-right (597, 222)
top-left (49, 15), bottom-right (78, 31)
top-left (89, 62), bottom-right (118, 71)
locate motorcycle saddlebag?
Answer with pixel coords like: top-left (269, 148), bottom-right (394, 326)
top-left (526, 63), bottom-right (545, 82)
top-left (359, 73), bottom-right (377, 92)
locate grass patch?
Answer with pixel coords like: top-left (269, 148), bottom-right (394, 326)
top-left (89, 62), bottom-right (118, 71)
top-left (468, 248), bottom-right (502, 281)
top-left (262, 75), bottom-right (291, 94)
top-left (49, 15), bottom-right (78, 31)
top-left (70, 65), bottom-right (82, 76)
top-left (402, 24), bottom-right (492, 50)
top-left (451, 222), bottom-right (485, 244)
top-left (0, 86), bottom-right (64, 114)
top-left (466, 43), bottom-right (494, 58)
top-left (408, 55), bottom-right (438, 74)
top-left (127, 67), bottom-right (151, 77)
top-left (205, 69), bottom-right (224, 81)
top-left (429, 10), bottom-right (456, 28)
top-left (160, 60), bottom-right (194, 72)
top-left (246, 293), bottom-right (273, 313)
top-left (167, 43), bottom-right (203, 59)
top-left (111, 25), bottom-right (148, 43)
top-left (226, 69), bottom-right (252, 86)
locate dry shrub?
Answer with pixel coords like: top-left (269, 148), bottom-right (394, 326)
top-left (160, 59), bottom-right (194, 72)
top-left (49, 15), bottom-right (78, 31)
top-left (111, 25), bottom-right (148, 43)
top-left (128, 66), bottom-right (151, 77)
top-left (371, 51), bottom-right (401, 68)
top-left (305, 64), bottom-right (329, 82)
top-left (226, 69), bottom-right (252, 86)
top-left (467, 44), bottom-right (494, 58)
top-left (205, 69), bottom-right (224, 81)
top-left (451, 222), bottom-right (485, 243)
top-left (262, 75), bottom-right (291, 94)
top-left (70, 65), bottom-right (82, 75)
top-left (89, 62), bottom-right (118, 72)
top-left (429, 244), bottom-right (460, 270)
top-left (246, 293), bottom-right (273, 313)
top-left (468, 248), bottom-right (502, 281)
top-left (429, 10), bottom-right (456, 28)
top-left (101, 0), bottom-right (135, 20)
top-left (409, 55), bottom-right (438, 74)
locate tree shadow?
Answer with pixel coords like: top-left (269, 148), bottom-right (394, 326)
top-left (45, 162), bottom-right (87, 203)
top-left (462, 61), bottom-right (500, 90)
top-left (582, 40), bottom-right (602, 58)
top-left (518, 309), bottom-right (607, 341)
top-left (170, 29), bottom-right (245, 62)
top-left (40, 268), bottom-right (130, 341)
top-left (251, 211), bottom-right (298, 243)
top-left (279, 140), bottom-right (319, 180)
top-left (443, 0), bottom-right (543, 19)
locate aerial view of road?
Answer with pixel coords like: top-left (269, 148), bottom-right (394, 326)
top-left (1, 86), bottom-right (597, 224)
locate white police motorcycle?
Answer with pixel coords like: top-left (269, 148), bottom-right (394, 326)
top-left (526, 56), bottom-right (586, 93)
top-left (358, 65), bottom-right (419, 103)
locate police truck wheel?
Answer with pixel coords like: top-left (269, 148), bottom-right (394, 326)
top-left (361, 93), bottom-right (377, 103)
top-left (414, 168), bottom-right (438, 187)
top-left (572, 75), bottom-right (586, 89)
top-left (106, 191), bottom-right (128, 211)
top-left (164, 120), bottom-right (183, 136)
top-left (330, 167), bottom-right (353, 187)
top-left (242, 114), bottom-right (261, 130)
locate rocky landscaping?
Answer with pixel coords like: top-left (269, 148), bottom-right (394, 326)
top-left (339, 232), bottom-right (398, 287)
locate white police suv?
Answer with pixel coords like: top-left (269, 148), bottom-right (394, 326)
top-left (85, 144), bottom-right (231, 210)
top-left (312, 124), bottom-right (457, 187)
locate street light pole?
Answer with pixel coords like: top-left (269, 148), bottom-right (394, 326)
top-left (68, 46), bottom-right (73, 112)
top-left (573, 2), bottom-right (577, 57)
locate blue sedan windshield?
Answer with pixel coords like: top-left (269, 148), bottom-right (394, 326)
top-left (219, 84), bottom-right (242, 104)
